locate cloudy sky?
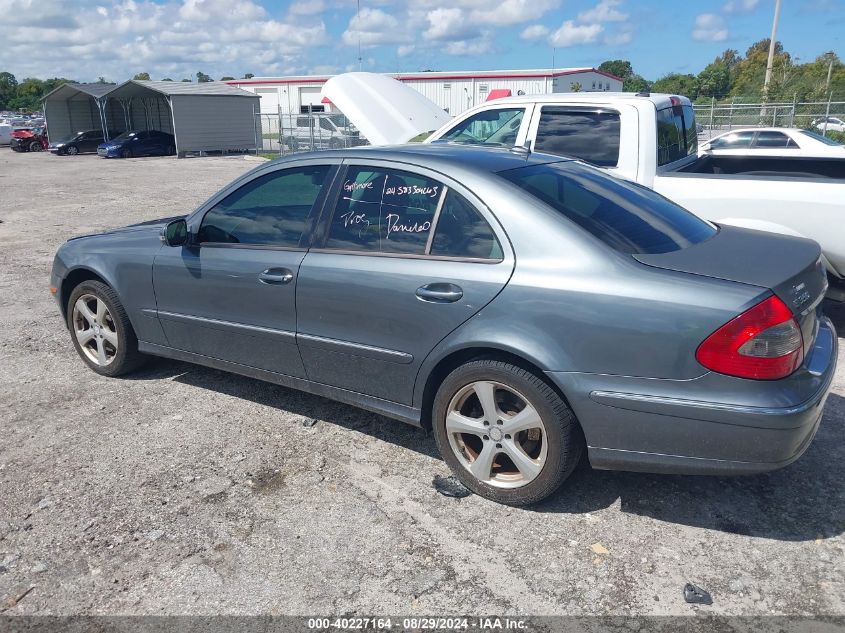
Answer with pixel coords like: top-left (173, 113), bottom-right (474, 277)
top-left (0, 0), bottom-right (842, 82)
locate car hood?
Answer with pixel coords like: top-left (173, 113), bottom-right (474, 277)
top-left (634, 224), bottom-right (825, 314)
top-left (321, 72), bottom-right (452, 145)
top-left (67, 215), bottom-right (184, 241)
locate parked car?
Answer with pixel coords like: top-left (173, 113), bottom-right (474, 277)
top-left (323, 76), bottom-right (845, 296)
top-left (51, 145), bottom-right (836, 505)
top-left (282, 114), bottom-right (364, 151)
top-left (813, 117), bottom-right (845, 133)
top-left (50, 130), bottom-right (113, 155)
top-left (700, 127), bottom-right (845, 157)
top-left (97, 130), bottom-right (175, 158)
top-left (10, 126), bottom-right (48, 152)
top-left (0, 123), bottom-right (12, 146)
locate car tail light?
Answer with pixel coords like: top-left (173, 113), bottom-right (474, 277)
top-left (696, 295), bottom-right (804, 380)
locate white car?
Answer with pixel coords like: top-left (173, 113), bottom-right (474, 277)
top-left (814, 117), bottom-right (845, 133)
top-left (0, 123), bottom-right (12, 145)
top-left (700, 127), bottom-right (844, 157)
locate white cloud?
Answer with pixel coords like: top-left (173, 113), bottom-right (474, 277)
top-left (577, 0), bottom-right (628, 23)
top-left (692, 13), bottom-right (729, 42)
top-left (290, 0), bottom-right (326, 16)
top-left (723, 0), bottom-right (759, 13)
top-left (604, 25), bottom-right (633, 45)
top-left (445, 36), bottom-right (493, 56)
top-left (520, 24), bottom-right (550, 41)
top-left (469, 0), bottom-right (559, 26)
top-left (423, 8), bottom-right (476, 41)
top-left (341, 7), bottom-right (407, 47)
top-left (549, 20), bottom-right (604, 47)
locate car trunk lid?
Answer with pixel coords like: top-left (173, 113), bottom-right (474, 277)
top-left (634, 224), bottom-right (826, 357)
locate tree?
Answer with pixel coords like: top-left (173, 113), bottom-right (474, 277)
top-left (181, 78), bottom-right (192, 82)
top-left (623, 75), bottom-right (650, 93)
top-left (0, 71), bottom-right (18, 110)
top-left (650, 73), bottom-right (699, 99)
top-left (133, 72), bottom-right (151, 80)
top-left (96, 76), bottom-right (110, 84)
top-left (196, 71), bottom-right (212, 83)
top-left (598, 60), bottom-right (633, 81)
top-left (243, 73), bottom-right (254, 79)
top-left (220, 76), bottom-right (235, 81)
top-left (161, 77), bottom-right (173, 81)
top-left (696, 62), bottom-right (731, 98)
top-left (569, 81), bottom-right (582, 92)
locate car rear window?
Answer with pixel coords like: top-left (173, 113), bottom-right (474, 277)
top-left (500, 162), bottom-right (716, 254)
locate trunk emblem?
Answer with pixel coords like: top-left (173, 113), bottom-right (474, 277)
top-left (791, 282), bottom-right (811, 309)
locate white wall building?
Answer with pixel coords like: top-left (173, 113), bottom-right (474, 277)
top-left (227, 68), bottom-right (623, 116)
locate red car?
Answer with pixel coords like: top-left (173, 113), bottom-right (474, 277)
top-left (10, 127), bottom-right (48, 152)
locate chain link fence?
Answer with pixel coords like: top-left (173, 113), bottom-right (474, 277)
top-left (693, 99), bottom-right (845, 140)
top-left (254, 111), bottom-right (368, 156)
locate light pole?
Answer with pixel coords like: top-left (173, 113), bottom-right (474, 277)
top-left (763, 0), bottom-right (782, 98)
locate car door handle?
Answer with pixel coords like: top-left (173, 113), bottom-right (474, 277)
top-left (258, 268), bottom-right (294, 285)
top-left (416, 283), bottom-right (463, 303)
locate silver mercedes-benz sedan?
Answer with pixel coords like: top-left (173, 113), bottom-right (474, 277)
top-left (51, 144), bottom-right (837, 505)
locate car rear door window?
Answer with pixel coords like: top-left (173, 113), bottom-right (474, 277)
top-left (430, 191), bottom-right (502, 260)
top-left (439, 108), bottom-right (524, 146)
top-left (534, 107), bottom-right (621, 167)
top-left (325, 167), bottom-right (442, 255)
top-left (198, 165), bottom-right (330, 247)
top-left (753, 131), bottom-right (797, 148)
top-left (501, 161), bottom-right (715, 254)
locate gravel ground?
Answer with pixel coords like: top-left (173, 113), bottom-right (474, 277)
top-left (0, 150), bottom-right (843, 618)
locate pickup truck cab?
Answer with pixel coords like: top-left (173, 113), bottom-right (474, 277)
top-left (423, 92), bottom-right (845, 289)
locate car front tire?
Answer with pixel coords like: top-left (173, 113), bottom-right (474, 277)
top-left (66, 281), bottom-right (146, 377)
top-left (432, 360), bottom-right (583, 506)
top-left (66, 145), bottom-right (79, 155)
top-left (120, 148), bottom-right (132, 158)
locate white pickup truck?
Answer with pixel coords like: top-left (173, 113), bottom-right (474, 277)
top-left (323, 74), bottom-right (845, 295)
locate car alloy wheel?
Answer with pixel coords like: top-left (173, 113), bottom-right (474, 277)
top-left (66, 145), bottom-right (79, 155)
top-left (72, 294), bottom-right (119, 367)
top-left (445, 380), bottom-right (548, 489)
top-left (29, 141), bottom-right (43, 152)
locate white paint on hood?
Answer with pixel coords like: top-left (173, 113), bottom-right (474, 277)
top-left (322, 72), bottom-right (452, 145)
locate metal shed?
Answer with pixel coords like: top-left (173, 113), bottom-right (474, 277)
top-left (43, 80), bottom-right (260, 156)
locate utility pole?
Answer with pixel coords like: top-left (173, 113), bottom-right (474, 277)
top-left (825, 52), bottom-right (834, 92)
top-left (763, 0), bottom-right (782, 98)
top-left (357, 0), bottom-right (362, 72)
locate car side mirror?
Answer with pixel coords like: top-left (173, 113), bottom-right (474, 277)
top-left (161, 218), bottom-right (188, 247)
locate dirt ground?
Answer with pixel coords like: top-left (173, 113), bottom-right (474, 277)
top-left (0, 150), bottom-right (843, 618)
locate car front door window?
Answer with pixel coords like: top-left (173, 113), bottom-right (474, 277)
top-left (199, 166), bottom-right (331, 247)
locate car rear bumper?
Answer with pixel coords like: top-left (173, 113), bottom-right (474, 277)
top-left (548, 317), bottom-right (837, 475)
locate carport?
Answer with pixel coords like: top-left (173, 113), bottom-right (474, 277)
top-left (42, 83), bottom-right (120, 143)
top-left (43, 80), bottom-right (261, 156)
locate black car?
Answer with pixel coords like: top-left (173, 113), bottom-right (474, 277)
top-left (97, 130), bottom-right (176, 158)
top-left (49, 130), bottom-right (114, 156)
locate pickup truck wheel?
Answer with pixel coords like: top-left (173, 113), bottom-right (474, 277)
top-left (66, 145), bottom-right (79, 155)
top-left (67, 281), bottom-right (145, 377)
top-left (432, 360), bottom-right (583, 506)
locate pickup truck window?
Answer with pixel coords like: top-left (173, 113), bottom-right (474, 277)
top-left (501, 162), bottom-right (715, 254)
top-left (534, 107), bottom-right (620, 167)
top-left (657, 105), bottom-right (697, 166)
top-left (440, 108), bottom-right (524, 146)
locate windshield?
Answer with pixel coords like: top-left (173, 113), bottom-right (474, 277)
top-left (799, 129), bottom-right (843, 146)
top-left (111, 131), bottom-right (136, 142)
top-left (439, 108), bottom-right (524, 146)
top-left (500, 161), bottom-right (716, 254)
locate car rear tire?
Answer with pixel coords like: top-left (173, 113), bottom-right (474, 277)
top-left (432, 360), bottom-right (583, 506)
top-left (67, 281), bottom-right (146, 377)
top-left (120, 148), bottom-right (132, 158)
top-left (167, 145), bottom-right (175, 156)
top-left (66, 145), bottom-right (79, 156)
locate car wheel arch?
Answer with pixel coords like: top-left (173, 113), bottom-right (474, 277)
top-left (416, 345), bottom-right (578, 433)
top-left (60, 267), bottom-right (113, 320)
